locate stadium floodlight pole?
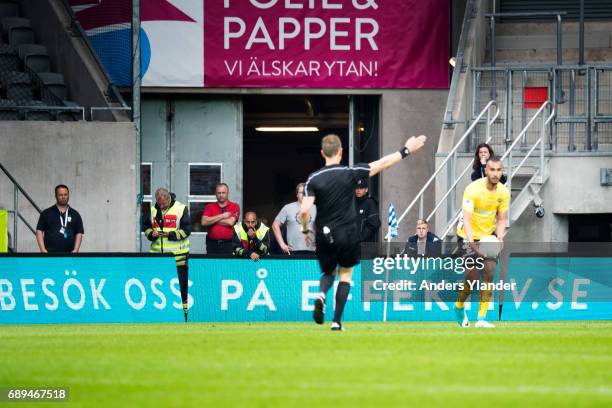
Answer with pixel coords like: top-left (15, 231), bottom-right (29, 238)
top-left (132, 0), bottom-right (142, 251)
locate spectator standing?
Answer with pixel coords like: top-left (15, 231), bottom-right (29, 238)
top-left (354, 177), bottom-right (380, 243)
top-left (36, 185), bottom-right (84, 253)
top-left (272, 182), bottom-right (316, 255)
top-left (201, 183), bottom-right (240, 254)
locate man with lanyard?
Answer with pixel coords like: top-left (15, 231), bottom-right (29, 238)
top-left (143, 188), bottom-right (191, 322)
top-left (454, 157), bottom-right (510, 328)
top-left (300, 133), bottom-right (427, 331)
top-left (36, 184), bottom-right (84, 253)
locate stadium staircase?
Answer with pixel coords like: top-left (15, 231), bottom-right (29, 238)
top-left (387, 0), bottom-right (612, 248)
top-left (0, 0), bottom-right (130, 121)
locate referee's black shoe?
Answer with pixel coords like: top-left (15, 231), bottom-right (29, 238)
top-left (313, 295), bottom-right (325, 324)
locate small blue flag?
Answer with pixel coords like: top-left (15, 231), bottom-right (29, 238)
top-left (388, 203), bottom-right (398, 240)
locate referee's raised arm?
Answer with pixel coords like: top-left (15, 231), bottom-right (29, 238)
top-left (368, 135), bottom-right (427, 176)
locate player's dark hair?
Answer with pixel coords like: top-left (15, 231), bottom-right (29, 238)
top-left (487, 156), bottom-right (502, 165)
top-left (54, 184), bottom-right (69, 195)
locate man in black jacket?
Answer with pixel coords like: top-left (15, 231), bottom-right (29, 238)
top-left (404, 219), bottom-right (441, 257)
top-left (355, 178), bottom-right (380, 243)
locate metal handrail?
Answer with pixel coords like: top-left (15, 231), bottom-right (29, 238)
top-left (500, 101), bottom-right (552, 162)
top-left (425, 135), bottom-right (494, 223)
top-left (440, 101), bottom-right (554, 239)
top-left (502, 101), bottom-right (555, 227)
top-left (0, 162), bottom-right (43, 252)
top-left (440, 206), bottom-right (463, 240)
top-left (384, 100), bottom-right (499, 240)
top-left (8, 210), bottom-right (37, 234)
top-left (486, 11), bottom-right (567, 89)
top-left (0, 163), bottom-right (42, 214)
top-left (90, 106), bottom-right (133, 120)
top-left (7, 105), bottom-right (86, 121)
top-left (443, 0), bottom-right (475, 126)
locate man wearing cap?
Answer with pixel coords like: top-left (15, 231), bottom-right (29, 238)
top-left (355, 177), bottom-right (380, 243)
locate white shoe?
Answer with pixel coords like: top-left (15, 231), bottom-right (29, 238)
top-left (330, 322), bottom-right (344, 331)
top-left (475, 319), bottom-right (495, 328)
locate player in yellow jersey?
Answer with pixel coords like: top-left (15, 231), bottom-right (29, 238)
top-left (454, 157), bottom-right (510, 328)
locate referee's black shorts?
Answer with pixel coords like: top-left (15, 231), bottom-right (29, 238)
top-left (315, 224), bottom-right (360, 274)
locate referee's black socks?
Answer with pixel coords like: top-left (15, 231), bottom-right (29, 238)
top-left (333, 281), bottom-right (351, 323)
top-left (320, 273), bottom-right (335, 296)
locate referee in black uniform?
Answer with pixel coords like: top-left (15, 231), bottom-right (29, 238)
top-left (300, 133), bottom-right (426, 330)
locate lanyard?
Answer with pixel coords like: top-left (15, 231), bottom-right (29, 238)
top-left (59, 207), bottom-right (69, 229)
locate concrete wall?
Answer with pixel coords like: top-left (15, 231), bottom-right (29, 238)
top-left (380, 89), bottom-right (449, 239)
top-left (510, 155), bottom-right (612, 242)
top-left (0, 122), bottom-right (137, 252)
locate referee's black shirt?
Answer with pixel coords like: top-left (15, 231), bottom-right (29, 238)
top-left (305, 163), bottom-right (371, 229)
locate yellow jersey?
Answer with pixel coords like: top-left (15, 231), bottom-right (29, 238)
top-left (457, 177), bottom-right (510, 240)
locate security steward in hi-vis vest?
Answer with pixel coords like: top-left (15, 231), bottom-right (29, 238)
top-left (143, 188), bottom-right (191, 321)
top-left (232, 211), bottom-right (270, 261)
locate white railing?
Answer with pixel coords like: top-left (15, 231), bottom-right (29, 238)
top-left (439, 101), bottom-right (555, 238)
top-left (384, 100), bottom-right (499, 241)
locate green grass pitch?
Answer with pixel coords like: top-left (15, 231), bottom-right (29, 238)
top-left (1, 321), bottom-right (611, 407)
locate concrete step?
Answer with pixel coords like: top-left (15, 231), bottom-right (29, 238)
top-left (487, 48), bottom-right (612, 64)
top-left (496, 22), bottom-right (612, 36)
top-left (495, 32), bottom-right (611, 50)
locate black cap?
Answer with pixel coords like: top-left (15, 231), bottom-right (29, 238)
top-left (356, 178), bottom-right (369, 188)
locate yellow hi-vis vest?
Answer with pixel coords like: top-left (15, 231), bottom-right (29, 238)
top-left (150, 202), bottom-right (189, 256)
top-left (0, 209), bottom-right (7, 253)
top-left (233, 223), bottom-right (269, 248)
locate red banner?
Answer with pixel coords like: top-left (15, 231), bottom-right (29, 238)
top-left (204, 0), bottom-right (449, 88)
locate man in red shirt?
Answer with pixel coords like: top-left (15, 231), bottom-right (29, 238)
top-left (201, 183), bottom-right (240, 254)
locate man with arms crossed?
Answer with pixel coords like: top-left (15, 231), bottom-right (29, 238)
top-left (300, 133), bottom-right (427, 331)
top-left (454, 157), bottom-right (509, 328)
top-left (201, 183), bottom-right (240, 255)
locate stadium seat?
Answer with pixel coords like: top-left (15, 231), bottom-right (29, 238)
top-left (0, 52), bottom-right (17, 72)
top-left (0, 43), bottom-right (13, 54)
top-left (23, 99), bottom-right (54, 121)
top-left (19, 44), bottom-right (50, 73)
top-left (8, 26), bottom-right (33, 48)
top-left (0, 1), bottom-right (18, 20)
top-left (38, 72), bottom-right (66, 101)
top-left (1, 16), bottom-right (29, 41)
top-left (2, 70), bottom-right (32, 104)
top-left (0, 97), bottom-right (18, 119)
